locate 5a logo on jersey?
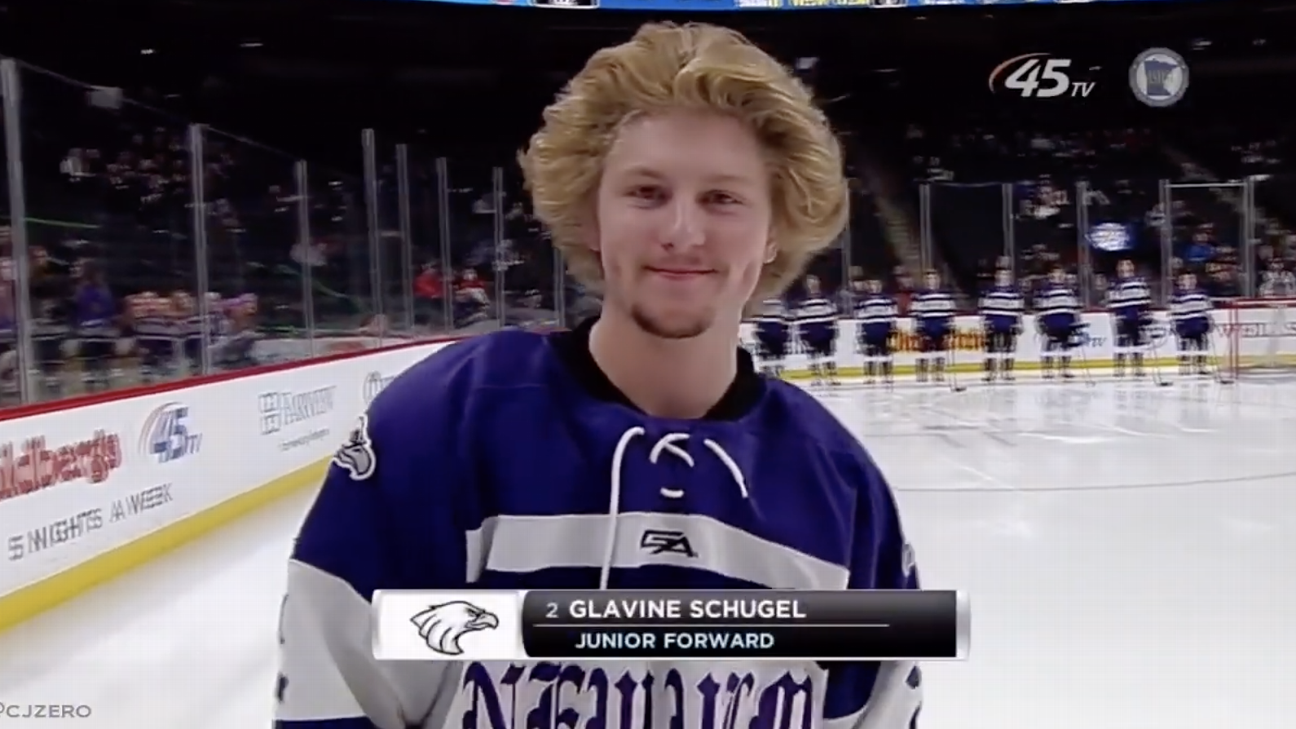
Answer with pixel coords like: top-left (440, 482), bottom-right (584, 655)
top-left (988, 53), bottom-right (1096, 98)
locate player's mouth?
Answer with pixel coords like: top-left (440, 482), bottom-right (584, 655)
top-left (646, 267), bottom-right (714, 281)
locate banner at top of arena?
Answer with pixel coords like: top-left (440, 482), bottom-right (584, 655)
top-left (453, 0), bottom-right (1189, 11)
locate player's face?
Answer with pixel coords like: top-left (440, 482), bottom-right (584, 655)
top-left (1050, 269), bottom-right (1065, 284)
top-left (924, 273), bottom-right (939, 289)
top-left (805, 276), bottom-right (820, 296)
top-left (594, 110), bottom-right (773, 340)
top-left (1118, 260), bottom-right (1133, 278)
top-left (995, 269), bottom-right (1011, 287)
top-left (1180, 274), bottom-right (1195, 289)
top-left (866, 279), bottom-right (881, 294)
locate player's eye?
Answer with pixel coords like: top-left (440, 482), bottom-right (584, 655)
top-left (704, 191), bottom-right (741, 206)
top-left (628, 185), bottom-right (665, 203)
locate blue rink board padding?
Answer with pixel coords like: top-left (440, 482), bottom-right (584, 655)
top-left (409, 0), bottom-right (1198, 11)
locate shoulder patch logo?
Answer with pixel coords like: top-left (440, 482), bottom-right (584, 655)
top-left (333, 413), bottom-right (376, 481)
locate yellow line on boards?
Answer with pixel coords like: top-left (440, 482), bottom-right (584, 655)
top-left (0, 459), bottom-right (329, 635)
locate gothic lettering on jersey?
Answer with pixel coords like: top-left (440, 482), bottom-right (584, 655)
top-left (459, 663), bottom-right (815, 729)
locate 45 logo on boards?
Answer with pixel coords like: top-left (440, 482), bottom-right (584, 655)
top-left (139, 402), bottom-right (202, 464)
top-left (989, 53), bottom-right (1096, 99)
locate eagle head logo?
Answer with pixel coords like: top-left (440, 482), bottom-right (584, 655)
top-left (410, 600), bottom-right (500, 656)
top-left (333, 414), bottom-right (375, 481)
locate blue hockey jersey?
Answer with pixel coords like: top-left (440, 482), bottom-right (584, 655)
top-left (910, 290), bottom-right (954, 334)
top-left (1106, 277), bottom-right (1151, 322)
top-left (979, 287), bottom-right (1023, 332)
top-left (1170, 287), bottom-right (1211, 336)
top-left (1036, 285), bottom-right (1079, 330)
top-left (795, 296), bottom-right (838, 344)
top-left (752, 298), bottom-right (791, 342)
top-left (855, 295), bottom-right (898, 340)
top-left (275, 319), bottom-right (922, 729)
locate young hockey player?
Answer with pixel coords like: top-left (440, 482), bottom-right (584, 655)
top-left (1107, 259), bottom-right (1152, 377)
top-left (911, 270), bottom-right (955, 383)
top-left (855, 277), bottom-right (897, 385)
top-left (1036, 266), bottom-right (1081, 379)
top-left (1170, 271), bottom-right (1212, 376)
top-left (796, 274), bottom-right (840, 386)
top-left (751, 296), bottom-right (790, 378)
top-left (979, 268), bottom-right (1023, 382)
top-left (275, 22), bottom-right (922, 729)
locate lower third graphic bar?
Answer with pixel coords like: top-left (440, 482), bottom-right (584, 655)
top-left (519, 589), bottom-right (970, 660)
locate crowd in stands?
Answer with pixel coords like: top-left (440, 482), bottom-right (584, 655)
top-left (0, 6), bottom-right (1292, 406)
top-left (0, 57), bottom-right (907, 406)
top-left (900, 116), bottom-right (1278, 309)
top-left (0, 66), bottom-right (616, 405)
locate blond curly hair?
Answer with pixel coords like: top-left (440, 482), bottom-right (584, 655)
top-left (519, 22), bottom-right (849, 302)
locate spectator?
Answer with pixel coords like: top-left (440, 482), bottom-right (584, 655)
top-left (454, 268), bottom-right (490, 327)
top-left (414, 262), bottom-right (446, 326)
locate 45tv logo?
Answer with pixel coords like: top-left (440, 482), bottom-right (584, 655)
top-left (140, 402), bottom-right (203, 464)
top-left (989, 53), bottom-right (1096, 99)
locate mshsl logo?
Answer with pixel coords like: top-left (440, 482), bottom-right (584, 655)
top-left (459, 663), bottom-right (815, 729)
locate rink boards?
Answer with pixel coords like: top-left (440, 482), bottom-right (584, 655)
top-left (0, 337), bottom-right (461, 629)
top-left (738, 306), bottom-right (1288, 376)
top-left (0, 302), bottom-right (1287, 629)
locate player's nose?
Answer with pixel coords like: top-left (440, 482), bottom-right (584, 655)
top-left (660, 199), bottom-right (706, 250)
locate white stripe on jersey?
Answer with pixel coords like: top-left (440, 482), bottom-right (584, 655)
top-left (466, 512), bottom-right (849, 587)
top-left (796, 297), bottom-right (837, 324)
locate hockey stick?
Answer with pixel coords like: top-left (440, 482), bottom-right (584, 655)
top-left (1074, 325), bottom-right (1097, 387)
top-left (1035, 330), bottom-right (1052, 381)
top-left (1146, 325), bottom-right (1173, 388)
top-left (945, 341), bottom-right (966, 393)
top-left (1207, 328), bottom-right (1235, 385)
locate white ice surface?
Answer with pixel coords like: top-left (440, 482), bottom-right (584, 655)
top-left (0, 377), bottom-right (1290, 728)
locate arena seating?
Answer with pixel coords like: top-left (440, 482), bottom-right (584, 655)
top-left (0, 53), bottom-right (899, 407)
top-left (894, 109), bottom-right (1252, 308)
top-left (0, 63), bottom-right (568, 405)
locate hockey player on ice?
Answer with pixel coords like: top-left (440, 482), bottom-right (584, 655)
top-left (1107, 259), bottom-right (1152, 378)
top-left (979, 268), bottom-right (1023, 383)
top-left (1036, 266), bottom-right (1081, 380)
top-left (795, 274), bottom-right (840, 386)
top-left (273, 22), bottom-right (922, 729)
top-left (910, 270), bottom-right (955, 383)
top-left (854, 277), bottom-right (897, 385)
top-left (751, 297), bottom-right (790, 378)
top-left (1170, 271), bottom-right (1212, 376)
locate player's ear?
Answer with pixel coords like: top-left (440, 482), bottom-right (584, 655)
top-left (763, 234), bottom-right (777, 265)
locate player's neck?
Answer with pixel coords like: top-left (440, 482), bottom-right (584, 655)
top-left (589, 307), bottom-right (740, 420)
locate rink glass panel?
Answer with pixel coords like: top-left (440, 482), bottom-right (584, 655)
top-left (0, 55), bottom-right (1282, 408)
top-left (10, 63), bottom-right (200, 402)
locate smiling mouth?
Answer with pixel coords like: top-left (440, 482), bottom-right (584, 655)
top-left (647, 267), bottom-right (713, 279)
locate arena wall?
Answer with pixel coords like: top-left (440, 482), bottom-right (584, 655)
top-left (0, 336), bottom-right (463, 632)
top-left (0, 302), bottom-right (1282, 631)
